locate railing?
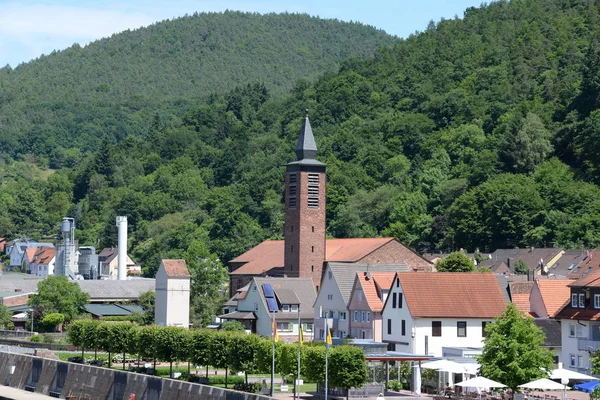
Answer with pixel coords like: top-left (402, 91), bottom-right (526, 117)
top-left (317, 382), bottom-right (384, 398)
top-left (0, 330), bottom-right (36, 338)
top-left (577, 338), bottom-right (600, 351)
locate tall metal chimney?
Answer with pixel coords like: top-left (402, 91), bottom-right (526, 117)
top-left (116, 216), bottom-right (127, 281)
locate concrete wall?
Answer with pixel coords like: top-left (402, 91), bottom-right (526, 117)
top-left (0, 351), bottom-right (274, 400)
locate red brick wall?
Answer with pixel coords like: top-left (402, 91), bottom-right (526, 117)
top-left (1, 293), bottom-right (30, 307)
top-left (284, 170), bottom-right (327, 289)
top-left (359, 240), bottom-right (433, 271)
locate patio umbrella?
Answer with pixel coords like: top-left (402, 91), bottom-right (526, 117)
top-left (550, 367), bottom-right (598, 381)
top-left (421, 359), bottom-right (465, 371)
top-left (455, 376), bottom-right (507, 389)
top-left (519, 378), bottom-right (570, 390)
top-left (422, 360), bottom-right (465, 387)
top-left (574, 381), bottom-right (600, 393)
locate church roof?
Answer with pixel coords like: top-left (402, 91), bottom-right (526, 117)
top-left (230, 237), bottom-right (404, 276)
top-left (295, 116), bottom-right (317, 160)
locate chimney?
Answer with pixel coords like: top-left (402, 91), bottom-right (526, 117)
top-left (116, 216), bottom-right (128, 281)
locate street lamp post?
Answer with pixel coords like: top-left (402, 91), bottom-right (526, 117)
top-left (561, 377), bottom-right (569, 400)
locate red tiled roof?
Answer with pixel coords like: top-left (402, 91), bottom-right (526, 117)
top-left (555, 306), bottom-right (600, 321)
top-left (230, 238), bottom-right (422, 275)
top-left (398, 272), bottom-right (506, 318)
top-left (568, 268), bottom-right (600, 288)
top-left (536, 279), bottom-right (571, 317)
top-left (569, 249), bottom-right (600, 280)
top-left (161, 259), bottom-right (190, 278)
top-left (511, 293), bottom-right (531, 315)
top-left (326, 238), bottom-right (395, 262)
top-left (356, 272), bottom-right (396, 312)
top-left (24, 248), bottom-right (38, 262)
top-left (35, 248), bottom-right (55, 265)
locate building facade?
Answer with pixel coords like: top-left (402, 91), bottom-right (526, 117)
top-left (155, 259), bottom-right (190, 328)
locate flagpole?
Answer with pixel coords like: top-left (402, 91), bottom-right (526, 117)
top-left (271, 312), bottom-right (275, 397)
top-left (325, 340), bottom-right (329, 400)
top-left (296, 304), bottom-right (301, 400)
top-left (325, 322), bottom-right (329, 400)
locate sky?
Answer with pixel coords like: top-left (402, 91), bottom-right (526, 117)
top-left (0, 0), bottom-right (485, 68)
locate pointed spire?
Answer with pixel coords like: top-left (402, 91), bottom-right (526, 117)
top-left (295, 112), bottom-right (317, 160)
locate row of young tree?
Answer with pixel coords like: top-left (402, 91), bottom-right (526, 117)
top-left (67, 321), bottom-right (368, 392)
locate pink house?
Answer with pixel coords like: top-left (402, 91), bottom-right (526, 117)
top-left (347, 272), bottom-right (395, 341)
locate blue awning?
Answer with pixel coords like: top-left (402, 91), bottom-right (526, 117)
top-left (574, 380), bottom-right (600, 393)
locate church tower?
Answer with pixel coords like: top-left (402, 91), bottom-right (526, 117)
top-left (284, 116), bottom-right (327, 290)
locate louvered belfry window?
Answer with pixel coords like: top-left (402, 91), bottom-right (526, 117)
top-left (307, 173), bottom-right (319, 208)
top-left (289, 173), bottom-right (297, 209)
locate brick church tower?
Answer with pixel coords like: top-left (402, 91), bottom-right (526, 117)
top-left (284, 116), bottom-right (326, 290)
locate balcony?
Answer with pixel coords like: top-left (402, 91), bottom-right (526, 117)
top-left (577, 338), bottom-right (600, 352)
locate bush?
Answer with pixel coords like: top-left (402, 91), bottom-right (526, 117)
top-left (129, 366), bottom-right (155, 375)
top-left (42, 334), bottom-right (56, 343)
top-left (197, 375), bottom-right (245, 385)
top-left (388, 380), bottom-right (403, 391)
top-left (29, 334), bottom-right (42, 342)
top-left (67, 356), bottom-right (85, 364)
top-left (234, 382), bottom-right (260, 393)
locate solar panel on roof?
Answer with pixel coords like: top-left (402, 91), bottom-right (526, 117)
top-left (262, 284), bottom-right (275, 298)
top-left (266, 297), bottom-right (279, 312)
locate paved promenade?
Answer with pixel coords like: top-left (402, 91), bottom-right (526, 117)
top-left (0, 386), bottom-right (52, 399)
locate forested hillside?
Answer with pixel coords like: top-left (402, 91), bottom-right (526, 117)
top-left (2, 0), bottom-right (600, 281)
top-left (0, 11), bottom-right (395, 164)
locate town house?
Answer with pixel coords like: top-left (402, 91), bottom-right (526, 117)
top-left (381, 272), bottom-right (507, 357)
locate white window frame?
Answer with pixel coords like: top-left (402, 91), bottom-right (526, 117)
top-left (361, 311), bottom-right (366, 322)
top-left (291, 305), bottom-right (298, 312)
top-left (580, 293), bottom-right (585, 308)
top-left (277, 322), bottom-right (292, 332)
top-left (282, 305), bottom-right (290, 312)
top-left (353, 311), bottom-right (359, 322)
top-left (572, 293), bottom-right (578, 307)
top-left (570, 354), bottom-right (576, 367)
top-left (303, 323), bottom-right (313, 332)
top-left (339, 312), bottom-right (346, 321)
top-left (570, 324), bottom-right (576, 337)
top-left (595, 294), bottom-right (600, 309)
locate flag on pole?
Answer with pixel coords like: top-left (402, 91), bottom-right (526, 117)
top-left (273, 317), bottom-right (279, 342)
top-left (299, 324), bottom-right (304, 345)
top-left (325, 323), bottom-right (332, 348)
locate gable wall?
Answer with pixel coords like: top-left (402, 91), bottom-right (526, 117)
top-left (358, 240), bottom-right (431, 270)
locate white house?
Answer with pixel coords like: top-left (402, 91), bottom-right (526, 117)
top-left (381, 272), bottom-right (507, 357)
top-left (98, 247), bottom-right (142, 278)
top-left (155, 259), bottom-right (190, 328)
top-left (555, 270), bottom-right (600, 374)
top-left (29, 248), bottom-right (56, 277)
top-left (220, 277), bottom-right (316, 341)
top-left (7, 240), bottom-right (53, 270)
top-left (313, 262), bottom-right (409, 342)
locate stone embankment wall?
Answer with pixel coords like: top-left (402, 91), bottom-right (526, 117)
top-left (0, 351), bottom-right (274, 400)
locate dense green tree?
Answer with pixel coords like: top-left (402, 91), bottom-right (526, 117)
top-left (478, 303), bottom-right (554, 398)
top-left (138, 290), bottom-right (155, 325)
top-left (28, 276), bottom-right (89, 323)
top-left (0, 304), bottom-right (12, 330)
top-left (435, 252), bottom-right (475, 272)
top-left (513, 260), bottom-right (529, 275)
top-left (329, 346), bottom-right (368, 400)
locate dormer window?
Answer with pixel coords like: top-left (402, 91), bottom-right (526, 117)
top-left (291, 304), bottom-right (298, 312)
top-left (572, 293), bottom-right (578, 308)
top-left (594, 294), bottom-right (600, 309)
top-left (282, 305), bottom-right (290, 312)
top-left (579, 293), bottom-right (585, 308)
